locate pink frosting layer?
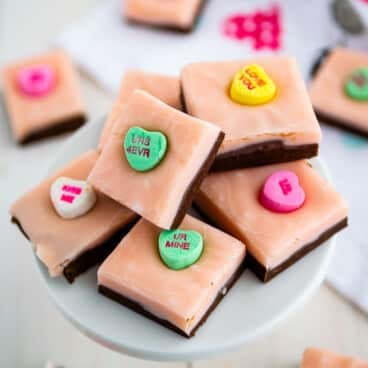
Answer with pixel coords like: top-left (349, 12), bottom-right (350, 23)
top-left (302, 348), bottom-right (368, 368)
top-left (89, 90), bottom-right (223, 230)
top-left (196, 161), bottom-right (348, 269)
top-left (98, 70), bottom-right (182, 151)
top-left (125, 0), bottom-right (202, 29)
top-left (10, 150), bottom-right (138, 277)
top-left (1, 50), bottom-right (85, 142)
top-left (98, 215), bottom-right (246, 335)
top-left (181, 57), bottom-right (321, 154)
top-left (309, 47), bottom-right (368, 133)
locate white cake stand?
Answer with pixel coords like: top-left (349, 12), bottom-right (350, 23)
top-left (35, 116), bottom-right (335, 362)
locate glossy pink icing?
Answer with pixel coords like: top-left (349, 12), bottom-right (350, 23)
top-left (309, 47), bottom-right (368, 133)
top-left (302, 348), bottom-right (368, 368)
top-left (89, 90), bottom-right (223, 230)
top-left (124, 0), bottom-right (202, 29)
top-left (196, 161), bottom-right (348, 269)
top-left (1, 50), bottom-right (85, 142)
top-left (98, 70), bottom-right (182, 151)
top-left (98, 215), bottom-right (246, 336)
top-left (181, 57), bottom-right (321, 155)
top-left (10, 150), bottom-right (138, 277)
top-left (260, 170), bottom-right (305, 213)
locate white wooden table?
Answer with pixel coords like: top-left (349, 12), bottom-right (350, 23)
top-left (1, 1), bottom-right (367, 367)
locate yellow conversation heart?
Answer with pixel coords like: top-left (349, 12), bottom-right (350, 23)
top-left (230, 64), bottom-right (276, 105)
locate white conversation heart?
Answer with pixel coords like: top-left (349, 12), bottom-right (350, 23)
top-left (50, 177), bottom-right (96, 219)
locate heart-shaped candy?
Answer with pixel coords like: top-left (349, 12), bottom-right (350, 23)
top-left (158, 229), bottom-right (203, 270)
top-left (50, 177), bottom-right (97, 219)
top-left (230, 64), bottom-right (276, 105)
top-left (345, 68), bottom-right (368, 101)
top-left (260, 170), bottom-right (305, 213)
top-left (124, 126), bottom-right (168, 172)
top-left (17, 65), bottom-right (56, 98)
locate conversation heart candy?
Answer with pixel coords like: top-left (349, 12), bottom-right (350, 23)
top-left (260, 170), bottom-right (305, 213)
top-left (50, 177), bottom-right (96, 219)
top-left (345, 68), bottom-right (368, 101)
top-left (17, 65), bottom-right (55, 98)
top-left (124, 126), bottom-right (168, 172)
top-left (230, 64), bottom-right (276, 105)
top-left (158, 229), bottom-right (203, 270)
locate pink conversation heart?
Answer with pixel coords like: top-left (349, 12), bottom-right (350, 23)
top-left (17, 65), bottom-right (55, 97)
top-left (260, 170), bottom-right (305, 213)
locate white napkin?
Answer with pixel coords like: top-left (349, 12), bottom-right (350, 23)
top-left (58, 0), bottom-right (368, 313)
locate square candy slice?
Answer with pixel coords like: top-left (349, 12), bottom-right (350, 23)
top-left (181, 57), bottom-right (321, 171)
top-left (98, 70), bottom-right (182, 151)
top-left (195, 161), bottom-right (348, 282)
top-left (89, 90), bottom-right (224, 229)
top-left (10, 150), bottom-right (138, 282)
top-left (98, 215), bottom-right (246, 337)
top-left (2, 50), bottom-right (86, 144)
top-left (309, 47), bottom-right (368, 137)
top-left (124, 0), bottom-right (206, 32)
top-left (302, 348), bottom-right (368, 368)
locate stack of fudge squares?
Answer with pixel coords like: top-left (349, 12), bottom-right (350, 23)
top-left (11, 56), bottom-right (349, 338)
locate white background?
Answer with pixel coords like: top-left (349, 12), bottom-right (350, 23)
top-left (1, 0), bottom-right (368, 367)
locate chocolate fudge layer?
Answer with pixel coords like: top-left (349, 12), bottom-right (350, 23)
top-left (181, 57), bottom-right (321, 171)
top-left (99, 70), bottom-right (182, 151)
top-left (302, 348), bottom-right (368, 368)
top-left (10, 150), bottom-right (138, 282)
top-left (2, 50), bottom-right (86, 144)
top-left (124, 0), bottom-right (206, 33)
top-left (98, 215), bottom-right (246, 337)
top-left (89, 90), bottom-right (224, 230)
top-left (195, 161), bottom-right (348, 282)
top-left (310, 47), bottom-right (368, 137)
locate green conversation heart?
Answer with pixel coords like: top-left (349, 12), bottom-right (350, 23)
top-left (345, 68), bottom-right (368, 101)
top-left (158, 229), bottom-right (204, 270)
top-left (123, 126), bottom-right (168, 172)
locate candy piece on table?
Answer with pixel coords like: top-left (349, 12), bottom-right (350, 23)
top-left (50, 177), bottom-right (97, 219)
top-left (309, 47), bottom-right (368, 137)
top-left (98, 70), bottom-right (182, 151)
top-left (344, 67), bottom-right (368, 101)
top-left (1, 50), bottom-right (86, 144)
top-left (17, 65), bottom-right (55, 97)
top-left (230, 64), bottom-right (276, 105)
top-left (123, 126), bottom-right (168, 172)
top-left (158, 229), bottom-right (203, 270)
top-left (10, 150), bottom-right (139, 283)
top-left (181, 56), bottom-right (321, 171)
top-left (98, 215), bottom-right (246, 337)
top-left (301, 348), bottom-right (368, 368)
top-left (260, 170), bottom-right (305, 213)
top-left (195, 160), bottom-right (348, 282)
top-left (124, 0), bottom-right (206, 33)
top-left (88, 90), bottom-right (225, 230)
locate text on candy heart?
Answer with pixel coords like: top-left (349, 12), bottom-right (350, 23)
top-left (126, 134), bottom-right (151, 158)
top-left (60, 184), bottom-right (82, 204)
top-left (164, 232), bottom-right (190, 250)
top-left (279, 179), bottom-right (292, 195)
top-left (240, 67), bottom-right (267, 90)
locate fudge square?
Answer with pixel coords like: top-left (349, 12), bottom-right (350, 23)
top-left (309, 47), bottom-right (368, 137)
top-left (195, 160), bottom-right (348, 282)
top-left (124, 0), bottom-right (206, 32)
top-left (89, 89), bottom-right (224, 230)
top-left (2, 50), bottom-right (86, 144)
top-left (98, 215), bottom-right (246, 337)
top-left (181, 56), bottom-right (321, 171)
top-left (99, 70), bottom-right (182, 151)
top-left (302, 348), bottom-right (368, 368)
top-left (10, 150), bottom-right (138, 283)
